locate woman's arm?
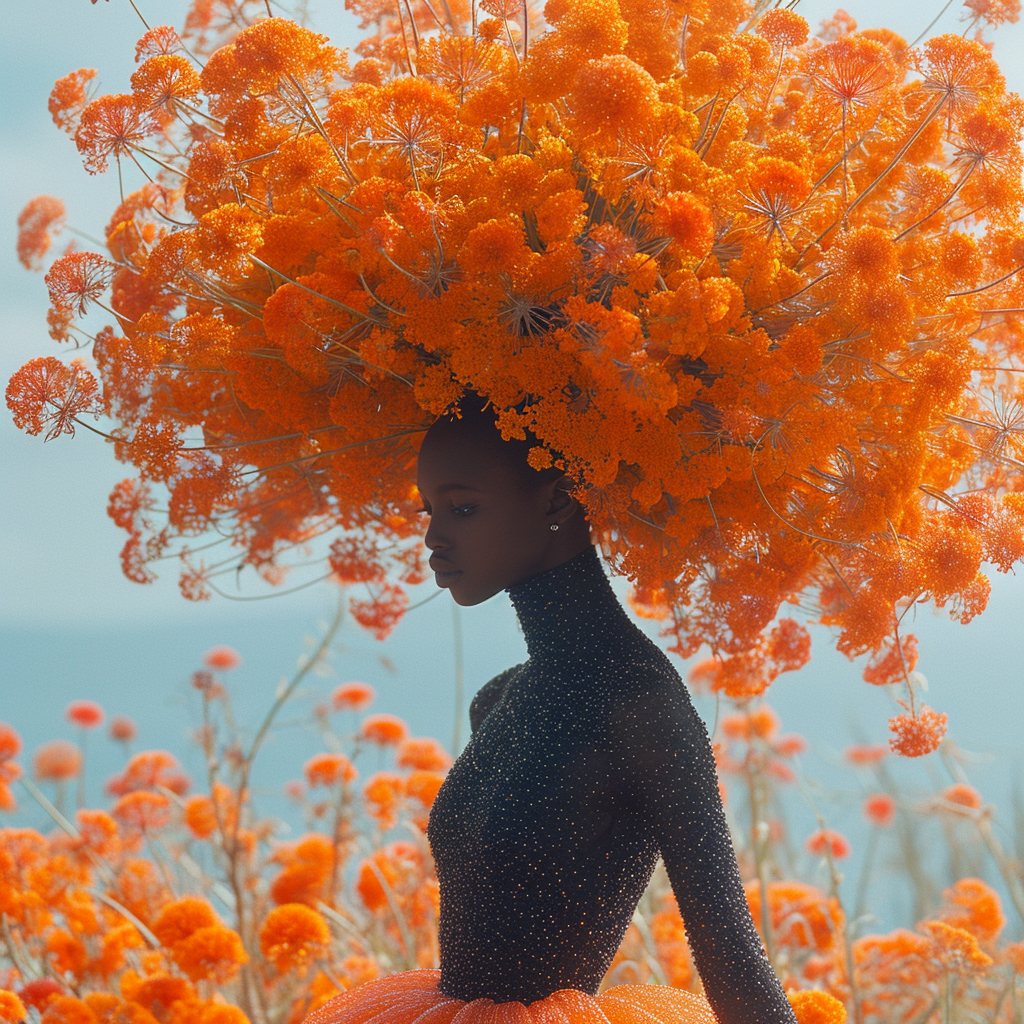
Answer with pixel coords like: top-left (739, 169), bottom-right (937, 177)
top-left (614, 680), bottom-right (797, 1024)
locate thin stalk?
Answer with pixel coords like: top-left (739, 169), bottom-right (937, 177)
top-left (451, 601), bottom-right (465, 755)
top-left (747, 761), bottom-right (775, 966)
top-left (976, 816), bottom-right (1024, 931)
top-left (853, 824), bottom-right (880, 922)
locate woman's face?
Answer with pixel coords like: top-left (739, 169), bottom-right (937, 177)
top-left (416, 429), bottom-right (583, 605)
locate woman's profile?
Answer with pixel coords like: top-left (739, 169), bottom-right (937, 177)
top-left (307, 396), bottom-right (797, 1024)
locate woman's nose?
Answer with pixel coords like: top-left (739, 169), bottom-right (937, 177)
top-left (423, 516), bottom-right (447, 553)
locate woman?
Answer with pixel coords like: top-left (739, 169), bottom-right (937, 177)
top-left (308, 399), bottom-right (797, 1024)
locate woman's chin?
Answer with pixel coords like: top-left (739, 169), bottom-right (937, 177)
top-left (438, 576), bottom-right (496, 607)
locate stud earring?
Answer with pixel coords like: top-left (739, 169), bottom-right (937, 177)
top-left (550, 523), bottom-right (559, 531)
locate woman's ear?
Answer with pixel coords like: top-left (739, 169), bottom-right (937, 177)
top-left (545, 474), bottom-right (579, 524)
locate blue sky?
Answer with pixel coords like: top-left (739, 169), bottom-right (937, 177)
top-left (1, 1), bottom-right (1022, 902)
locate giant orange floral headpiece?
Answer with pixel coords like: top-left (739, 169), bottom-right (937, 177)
top-left (8, 0), bottom-right (1024, 753)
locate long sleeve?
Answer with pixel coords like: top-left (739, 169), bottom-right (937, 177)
top-left (613, 680), bottom-right (797, 1024)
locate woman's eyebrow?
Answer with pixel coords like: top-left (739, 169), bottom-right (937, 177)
top-left (436, 483), bottom-right (483, 494)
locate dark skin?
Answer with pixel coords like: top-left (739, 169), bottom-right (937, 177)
top-left (415, 424), bottom-right (591, 606)
top-left (415, 419), bottom-right (797, 1021)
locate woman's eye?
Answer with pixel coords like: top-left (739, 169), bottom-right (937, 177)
top-left (452, 505), bottom-right (476, 517)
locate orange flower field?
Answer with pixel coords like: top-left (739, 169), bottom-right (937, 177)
top-left (5, 0), bottom-right (1024, 756)
top-left (2, 631), bottom-right (1023, 1024)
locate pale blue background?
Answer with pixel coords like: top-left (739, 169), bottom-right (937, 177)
top-left (1, 0), bottom-right (1022, 931)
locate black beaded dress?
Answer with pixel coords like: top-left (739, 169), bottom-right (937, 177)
top-left (307, 545), bottom-right (797, 1024)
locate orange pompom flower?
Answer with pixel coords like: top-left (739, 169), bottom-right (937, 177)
top-left (889, 705), bottom-right (948, 757)
top-left (304, 753), bottom-right (358, 788)
top-left (111, 791), bottom-right (172, 833)
top-left (396, 737), bottom-right (452, 772)
top-left (258, 904), bottom-right (330, 973)
top-left (65, 700), bottom-right (105, 729)
top-left (940, 783), bottom-right (984, 812)
top-left (152, 896), bottom-right (220, 948)
top-left (844, 744), bottom-right (889, 766)
top-left (39, 996), bottom-right (97, 1024)
top-left (17, 197), bottom-right (66, 272)
top-left (921, 920), bottom-right (994, 974)
top-left (0, 991), bottom-right (28, 1024)
top-left (331, 682), bottom-right (376, 711)
top-left (360, 714), bottom-right (409, 746)
top-left (16, 980), bottom-right (62, 1014)
top-left (786, 990), bottom-right (847, 1024)
top-left (0, 723), bottom-right (20, 763)
top-left (33, 740), bottom-right (82, 782)
top-left (863, 793), bottom-right (897, 827)
top-left (757, 9), bottom-right (810, 49)
top-left (203, 646), bottom-right (242, 670)
top-left (405, 769), bottom-right (446, 808)
top-left (108, 715), bottom-right (138, 743)
top-left (805, 829), bottom-right (851, 860)
top-left (172, 925), bottom-right (248, 983)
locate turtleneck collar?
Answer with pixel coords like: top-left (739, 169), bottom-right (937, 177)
top-left (506, 545), bottom-right (635, 660)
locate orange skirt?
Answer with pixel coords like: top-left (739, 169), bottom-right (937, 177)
top-left (304, 969), bottom-right (717, 1024)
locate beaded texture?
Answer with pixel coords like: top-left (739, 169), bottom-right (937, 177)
top-left (423, 546), bottom-right (795, 1022)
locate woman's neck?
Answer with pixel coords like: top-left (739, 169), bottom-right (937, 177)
top-left (506, 545), bottom-right (635, 660)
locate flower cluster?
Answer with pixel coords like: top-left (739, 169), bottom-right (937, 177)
top-left (7, 0), bottom-right (1024, 746)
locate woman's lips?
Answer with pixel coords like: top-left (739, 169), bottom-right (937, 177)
top-left (430, 561), bottom-right (462, 584)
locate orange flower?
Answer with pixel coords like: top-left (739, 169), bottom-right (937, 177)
top-left (304, 753), bottom-right (358, 788)
top-left (40, 996), bottom-right (97, 1024)
top-left (0, 723), bottom-right (20, 763)
top-left (198, 1006), bottom-right (250, 1024)
top-left (16, 980), bottom-right (62, 1014)
top-left (65, 700), bottom-right (104, 729)
top-left (0, 723), bottom-right (22, 807)
top-left (863, 793), bottom-right (896, 827)
top-left (6, 357), bottom-right (100, 442)
top-left (844, 744), bottom-right (888, 766)
top-left (269, 833), bottom-right (337, 907)
top-left (921, 920), bottom-right (994, 974)
top-left (888, 705), bottom-right (948, 757)
top-left (939, 783), bottom-right (984, 812)
top-left (203, 646), bottom-right (242, 670)
top-left (33, 740), bottom-right (82, 782)
top-left (359, 714), bottom-right (408, 746)
top-left (746, 881), bottom-right (844, 954)
top-left (805, 829), bottom-right (851, 860)
top-left (652, 193), bottom-right (715, 261)
top-left (75, 94), bottom-right (159, 174)
top-left (258, 904), bottom-right (330, 973)
top-left (0, 991), bottom-right (27, 1024)
top-left (757, 9), bottom-right (809, 49)
top-left (17, 196), bottom-right (67, 272)
top-left (111, 791), bottom-right (172, 833)
top-left (363, 771), bottom-right (405, 829)
top-left (786, 990), bottom-right (847, 1024)
top-left (862, 634), bottom-right (918, 687)
top-left (118, 750), bottom-right (185, 793)
top-left (171, 925), bottom-right (248, 983)
top-left (940, 878), bottom-right (1005, 945)
top-left (396, 737), bottom-right (452, 772)
top-left (405, 769), bottom-right (446, 808)
top-left (152, 897), bottom-right (220, 948)
top-left (108, 715), bottom-right (138, 743)
top-left (49, 69), bottom-right (98, 136)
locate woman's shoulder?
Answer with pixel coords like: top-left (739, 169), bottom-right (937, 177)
top-left (468, 663), bottom-right (525, 733)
